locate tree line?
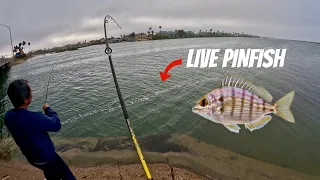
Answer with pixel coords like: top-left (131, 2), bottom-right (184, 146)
top-left (28, 26), bottom-right (260, 56)
top-left (13, 41), bottom-right (31, 53)
top-left (127, 26), bottom-right (259, 40)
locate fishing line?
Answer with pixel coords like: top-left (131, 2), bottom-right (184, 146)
top-left (45, 58), bottom-right (60, 103)
top-left (103, 15), bottom-right (153, 180)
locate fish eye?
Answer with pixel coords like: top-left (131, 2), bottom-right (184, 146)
top-left (199, 98), bottom-right (209, 107)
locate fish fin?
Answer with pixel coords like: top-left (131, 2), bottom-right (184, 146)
top-left (252, 86), bottom-right (273, 103)
top-left (221, 74), bottom-right (273, 102)
top-left (223, 124), bottom-right (241, 133)
top-left (245, 115), bottom-right (272, 132)
top-left (275, 91), bottom-right (295, 123)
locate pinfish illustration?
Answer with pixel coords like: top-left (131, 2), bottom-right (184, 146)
top-left (192, 74), bottom-right (295, 133)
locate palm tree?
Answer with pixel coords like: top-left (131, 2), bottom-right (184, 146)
top-left (129, 32), bottom-right (136, 39)
top-left (28, 42), bottom-right (31, 53)
top-left (151, 30), bottom-right (154, 36)
top-left (148, 27), bottom-right (153, 38)
top-left (22, 41), bottom-right (26, 52)
top-left (147, 31), bottom-right (150, 35)
top-left (159, 26), bottom-right (162, 33)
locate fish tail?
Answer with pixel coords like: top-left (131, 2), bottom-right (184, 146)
top-left (275, 91), bottom-right (295, 123)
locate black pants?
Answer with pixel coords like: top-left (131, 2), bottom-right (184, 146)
top-left (30, 152), bottom-right (76, 180)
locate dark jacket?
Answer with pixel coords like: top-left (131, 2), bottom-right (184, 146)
top-left (4, 107), bottom-right (61, 163)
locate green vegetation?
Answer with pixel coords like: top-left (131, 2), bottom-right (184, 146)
top-left (0, 119), bottom-right (13, 161)
top-left (152, 28), bottom-right (259, 40)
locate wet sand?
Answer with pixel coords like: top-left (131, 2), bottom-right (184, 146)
top-left (3, 133), bottom-right (320, 180)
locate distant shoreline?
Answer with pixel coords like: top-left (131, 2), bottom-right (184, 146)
top-left (6, 37), bottom-right (319, 67)
top-left (29, 35), bottom-right (260, 56)
top-left (289, 39), bottom-right (320, 44)
top-left (2, 36), bottom-right (318, 59)
top-left (261, 36), bottom-right (320, 44)
top-left (31, 36), bottom-right (320, 57)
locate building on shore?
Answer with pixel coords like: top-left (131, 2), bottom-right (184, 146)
top-left (135, 33), bottom-right (150, 41)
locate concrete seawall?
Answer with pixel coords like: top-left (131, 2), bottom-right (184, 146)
top-left (8, 134), bottom-right (320, 180)
top-left (0, 58), bottom-right (11, 74)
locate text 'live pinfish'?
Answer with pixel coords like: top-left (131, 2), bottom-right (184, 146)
top-left (186, 49), bottom-right (287, 68)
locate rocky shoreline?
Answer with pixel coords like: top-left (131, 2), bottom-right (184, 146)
top-left (2, 133), bottom-right (320, 180)
top-left (0, 161), bottom-right (208, 180)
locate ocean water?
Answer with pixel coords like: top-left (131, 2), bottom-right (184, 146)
top-left (1, 37), bottom-right (320, 176)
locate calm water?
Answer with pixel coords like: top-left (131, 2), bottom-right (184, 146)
top-left (1, 38), bottom-right (320, 176)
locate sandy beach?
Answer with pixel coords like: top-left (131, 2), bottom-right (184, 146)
top-left (8, 59), bottom-right (26, 66)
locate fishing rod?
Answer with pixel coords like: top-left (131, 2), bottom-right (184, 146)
top-left (45, 58), bottom-right (59, 103)
top-left (103, 15), bottom-right (153, 180)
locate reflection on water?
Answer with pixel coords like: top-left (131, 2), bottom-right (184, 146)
top-left (1, 38), bottom-right (320, 178)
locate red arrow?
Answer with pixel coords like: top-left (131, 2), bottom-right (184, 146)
top-left (160, 58), bottom-right (182, 82)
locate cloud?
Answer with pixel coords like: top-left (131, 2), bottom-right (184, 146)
top-left (129, 16), bottom-right (273, 31)
top-left (0, 0), bottom-right (319, 54)
top-left (51, 33), bottom-right (101, 45)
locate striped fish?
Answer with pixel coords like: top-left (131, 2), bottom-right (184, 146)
top-left (192, 74), bottom-right (295, 133)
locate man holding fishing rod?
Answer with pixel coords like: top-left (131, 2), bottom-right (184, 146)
top-left (4, 79), bottom-right (76, 180)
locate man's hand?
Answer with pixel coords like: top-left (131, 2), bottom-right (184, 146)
top-left (43, 103), bottom-right (49, 111)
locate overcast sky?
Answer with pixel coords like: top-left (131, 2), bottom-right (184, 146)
top-left (0, 0), bottom-right (319, 55)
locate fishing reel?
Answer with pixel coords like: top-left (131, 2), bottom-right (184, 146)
top-left (105, 46), bottom-right (112, 54)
